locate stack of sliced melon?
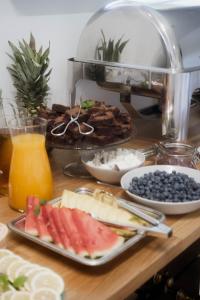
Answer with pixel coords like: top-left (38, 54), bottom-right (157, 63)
top-left (61, 189), bottom-right (147, 226)
top-left (24, 195), bottom-right (124, 258)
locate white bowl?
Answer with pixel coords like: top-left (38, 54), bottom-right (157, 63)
top-left (121, 165), bottom-right (200, 215)
top-left (81, 148), bottom-right (145, 184)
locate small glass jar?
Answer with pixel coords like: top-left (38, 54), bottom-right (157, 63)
top-left (156, 141), bottom-right (198, 168)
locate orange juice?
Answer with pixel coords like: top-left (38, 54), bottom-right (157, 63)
top-left (9, 133), bottom-right (53, 211)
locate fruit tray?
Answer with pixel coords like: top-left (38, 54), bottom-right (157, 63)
top-left (7, 189), bottom-right (169, 267)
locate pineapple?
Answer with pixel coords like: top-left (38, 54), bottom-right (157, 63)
top-left (7, 33), bottom-right (51, 115)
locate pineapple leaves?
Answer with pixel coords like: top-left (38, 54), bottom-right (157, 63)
top-left (96, 30), bottom-right (129, 62)
top-left (38, 46), bottom-right (43, 57)
top-left (7, 33), bottom-right (51, 115)
top-left (29, 32), bottom-right (36, 51)
top-left (42, 46), bottom-right (50, 62)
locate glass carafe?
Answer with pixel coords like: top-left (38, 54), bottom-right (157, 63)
top-left (8, 117), bottom-right (53, 212)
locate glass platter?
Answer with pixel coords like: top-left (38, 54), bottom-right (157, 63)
top-left (46, 125), bottom-right (136, 178)
top-left (46, 124), bottom-right (136, 151)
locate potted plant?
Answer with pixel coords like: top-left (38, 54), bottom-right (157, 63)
top-left (96, 30), bottom-right (129, 62)
top-left (85, 30), bottom-right (129, 83)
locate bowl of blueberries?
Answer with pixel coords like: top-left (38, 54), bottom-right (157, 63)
top-left (120, 165), bottom-right (200, 215)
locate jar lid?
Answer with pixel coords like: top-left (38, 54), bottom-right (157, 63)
top-left (158, 141), bottom-right (195, 157)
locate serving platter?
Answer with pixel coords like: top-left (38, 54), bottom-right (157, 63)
top-left (7, 190), bottom-right (170, 266)
top-left (46, 129), bottom-right (135, 151)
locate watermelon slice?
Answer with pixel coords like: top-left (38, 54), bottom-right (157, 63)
top-left (60, 208), bottom-right (88, 257)
top-left (33, 197), bottom-right (52, 242)
top-left (24, 196), bottom-right (38, 236)
top-left (26, 195), bottom-right (34, 213)
top-left (41, 205), bottom-right (63, 248)
top-left (50, 207), bottom-right (74, 252)
top-left (71, 209), bottom-right (124, 258)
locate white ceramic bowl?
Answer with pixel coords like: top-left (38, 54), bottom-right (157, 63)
top-left (81, 148), bottom-right (145, 184)
top-left (121, 165), bottom-right (200, 215)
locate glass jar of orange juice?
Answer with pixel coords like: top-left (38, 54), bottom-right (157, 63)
top-left (8, 117), bottom-right (53, 212)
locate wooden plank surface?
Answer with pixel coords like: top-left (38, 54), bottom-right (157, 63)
top-left (1, 138), bottom-right (200, 300)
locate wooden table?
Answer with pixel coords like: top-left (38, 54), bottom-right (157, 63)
top-left (1, 138), bottom-right (200, 300)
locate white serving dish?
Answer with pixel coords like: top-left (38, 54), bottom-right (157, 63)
top-left (81, 148), bottom-right (145, 184)
top-left (121, 165), bottom-right (200, 215)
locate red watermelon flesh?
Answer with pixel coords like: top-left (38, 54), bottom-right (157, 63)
top-left (24, 196), bottom-right (38, 236)
top-left (41, 205), bottom-right (63, 248)
top-left (71, 209), bottom-right (124, 258)
top-left (26, 195), bottom-right (34, 213)
top-left (50, 207), bottom-right (74, 252)
top-left (34, 197), bottom-right (52, 242)
top-left (32, 196), bottom-right (40, 207)
top-left (60, 208), bottom-right (88, 257)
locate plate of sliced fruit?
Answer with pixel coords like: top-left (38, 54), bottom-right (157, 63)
top-left (7, 188), bottom-right (171, 266)
top-left (0, 249), bottom-right (65, 299)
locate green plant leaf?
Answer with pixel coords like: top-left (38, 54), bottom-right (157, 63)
top-left (44, 69), bottom-right (52, 78)
top-left (0, 273), bottom-right (9, 292)
top-left (13, 275), bottom-right (27, 290)
top-left (34, 205), bottom-right (40, 216)
top-left (100, 29), bottom-right (106, 45)
top-left (8, 41), bottom-right (20, 56)
top-left (42, 47), bottom-right (50, 62)
top-left (114, 36), bottom-right (123, 51)
top-left (38, 46), bottom-right (43, 57)
top-left (106, 39), bottom-right (114, 61)
top-left (40, 199), bottom-right (46, 206)
top-left (29, 33), bottom-right (36, 51)
top-left (96, 30), bottom-right (129, 62)
top-left (118, 40), bottom-right (129, 53)
top-left (81, 99), bottom-right (95, 109)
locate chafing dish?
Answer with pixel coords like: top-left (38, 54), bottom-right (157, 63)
top-left (67, 0), bottom-right (200, 141)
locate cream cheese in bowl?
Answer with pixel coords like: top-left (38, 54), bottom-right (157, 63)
top-left (87, 149), bottom-right (143, 171)
top-left (81, 148), bottom-right (145, 184)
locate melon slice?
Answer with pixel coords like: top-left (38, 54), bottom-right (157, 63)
top-left (59, 208), bottom-right (88, 257)
top-left (71, 209), bottom-right (124, 258)
top-left (61, 190), bottom-right (136, 226)
top-left (33, 197), bottom-right (52, 242)
top-left (41, 205), bottom-right (63, 248)
top-left (50, 207), bottom-right (73, 252)
top-left (25, 196), bottom-right (38, 236)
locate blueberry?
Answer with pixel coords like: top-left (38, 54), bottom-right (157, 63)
top-left (128, 170), bottom-right (200, 203)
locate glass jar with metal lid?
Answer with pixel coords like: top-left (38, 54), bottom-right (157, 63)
top-left (156, 141), bottom-right (199, 169)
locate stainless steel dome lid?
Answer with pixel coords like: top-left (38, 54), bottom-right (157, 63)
top-left (76, 0), bottom-right (200, 73)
